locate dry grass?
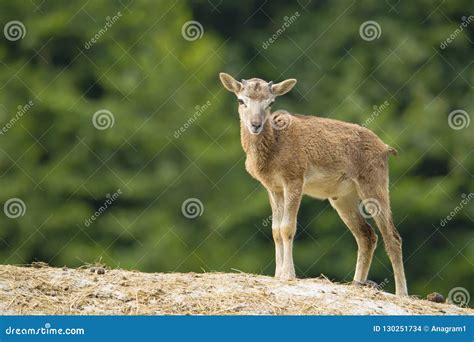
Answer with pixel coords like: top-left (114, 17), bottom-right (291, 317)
top-left (0, 264), bottom-right (471, 315)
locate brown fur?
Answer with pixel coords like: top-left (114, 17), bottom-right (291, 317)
top-left (219, 73), bottom-right (408, 296)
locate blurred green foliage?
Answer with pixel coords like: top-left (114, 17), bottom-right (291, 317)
top-left (0, 1), bottom-right (472, 301)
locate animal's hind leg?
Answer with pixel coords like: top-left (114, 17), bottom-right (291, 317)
top-left (329, 191), bottom-right (378, 283)
top-left (355, 163), bottom-right (408, 296)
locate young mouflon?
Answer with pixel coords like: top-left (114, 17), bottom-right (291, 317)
top-left (219, 72), bottom-right (408, 296)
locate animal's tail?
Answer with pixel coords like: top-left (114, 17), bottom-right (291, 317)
top-left (386, 145), bottom-right (398, 157)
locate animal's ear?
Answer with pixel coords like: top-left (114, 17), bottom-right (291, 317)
top-left (219, 72), bottom-right (242, 93)
top-left (271, 78), bottom-right (297, 96)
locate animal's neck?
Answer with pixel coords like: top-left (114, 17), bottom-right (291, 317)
top-left (240, 120), bottom-right (275, 171)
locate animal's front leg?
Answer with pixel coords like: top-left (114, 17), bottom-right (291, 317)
top-left (269, 191), bottom-right (284, 278)
top-left (279, 181), bottom-right (303, 281)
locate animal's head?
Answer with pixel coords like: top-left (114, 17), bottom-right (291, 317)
top-left (219, 72), bottom-right (297, 135)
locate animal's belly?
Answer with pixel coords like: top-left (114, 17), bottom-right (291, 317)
top-left (303, 168), bottom-right (355, 199)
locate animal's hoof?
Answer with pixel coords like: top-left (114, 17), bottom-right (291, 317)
top-left (279, 273), bottom-right (296, 281)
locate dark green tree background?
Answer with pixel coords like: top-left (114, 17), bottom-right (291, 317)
top-left (0, 1), bottom-right (472, 302)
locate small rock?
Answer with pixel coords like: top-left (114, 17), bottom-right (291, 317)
top-left (96, 267), bottom-right (105, 275)
top-left (364, 280), bottom-right (379, 289)
top-left (354, 280), bottom-right (379, 289)
top-left (427, 292), bottom-right (445, 303)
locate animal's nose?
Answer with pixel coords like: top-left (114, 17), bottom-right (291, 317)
top-left (251, 122), bottom-right (262, 130)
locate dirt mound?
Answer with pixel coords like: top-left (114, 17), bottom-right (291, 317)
top-left (0, 264), bottom-right (471, 315)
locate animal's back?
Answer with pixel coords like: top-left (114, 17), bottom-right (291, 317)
top-left (277, 111), bottom-right (389, 156)
top-left (271, 111), bottom-right (393, 197)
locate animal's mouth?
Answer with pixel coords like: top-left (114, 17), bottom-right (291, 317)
top-left (248, 125), bottom-right (263, 135)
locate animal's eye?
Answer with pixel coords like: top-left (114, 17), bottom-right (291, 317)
top-left (238, 99), bottom-right (245, 106)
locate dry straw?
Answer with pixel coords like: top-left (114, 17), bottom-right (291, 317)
top-left (0, 264), bottom-right (471, 315)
